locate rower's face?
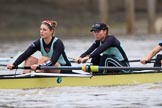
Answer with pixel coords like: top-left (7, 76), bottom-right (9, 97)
top-left (40, 24), bottom-right (54, 38)
top-left (93, 30), bottom-right (107, 41)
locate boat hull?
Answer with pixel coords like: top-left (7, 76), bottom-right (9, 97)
top-left (0, 72), bottom-right (162, 89)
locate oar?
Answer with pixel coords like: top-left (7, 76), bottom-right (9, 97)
top-left (68, 57), bottom-right (155, 63)
top-left (0, 64), bottom-right (7, 66)
top-left (9, 65), bottom-right (162, 72)
top-left (10, 66), bottom-right (82, 70)
top-left (70, 59), bottom-right (155, 63)
top-left (0, 65), bottom-right (90, 75)
top-left (129, 59), bottom-right (155, 63)
top-left (39, 66), bottom-right (162, 72)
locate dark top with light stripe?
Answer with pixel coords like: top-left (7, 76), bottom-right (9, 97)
top-left (13, 37), bottom-right (71, 66)
top-left (80, 35), bottom-right (129, 62)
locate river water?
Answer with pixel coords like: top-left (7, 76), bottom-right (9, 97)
top-left (0, 35), bottom-right (161, 108)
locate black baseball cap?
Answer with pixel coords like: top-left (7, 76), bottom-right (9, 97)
top-left (90, 23), bottom-right (108, 32)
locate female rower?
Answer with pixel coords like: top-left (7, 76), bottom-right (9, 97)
top-left (75, 23), bottom-right (130, 73)
top-left (140, 41), bottom-right (162, 67)
top-left (7, 20), bottom-right (71, 73)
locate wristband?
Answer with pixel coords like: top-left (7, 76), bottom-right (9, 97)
top-left (39, 60), bottom-right (53, 66)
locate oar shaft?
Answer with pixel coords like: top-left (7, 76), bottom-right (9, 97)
top-left (12, 65), bottom-right (162, 72)
top-left (0, 64), bottom-right (7, 66)
top-left (69, 57), bottom-right (155, 63)
top-left (12, 66), bottom-right (82, 70)
top-left (129, 59), bottom-right (155, 63)
top-left (39, 66), bottom-right (82, 70)
top-left (13, 66), bottom-right (31, 69)
top-left (98, 66), bottom-right (161, 70)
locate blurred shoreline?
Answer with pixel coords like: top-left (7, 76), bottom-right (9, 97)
top-left (0, 0), bottom-right (161, 41)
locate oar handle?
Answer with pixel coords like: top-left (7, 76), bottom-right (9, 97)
top-left (69, 60), bottom-right (76, 63)
top-left (0, 64), bottom-right (7, 66)
top-left (13, 66), bottom-right (31, 69)
top-left (129, 59), bottom-right (155, 63)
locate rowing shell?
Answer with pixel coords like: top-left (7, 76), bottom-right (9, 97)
top-left (0, 70), bottom-right (162, 89)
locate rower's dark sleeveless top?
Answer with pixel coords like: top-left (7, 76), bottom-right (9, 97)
top-left (13, 37), bottom-right (71, 66)
top-left (80, 35), bottom-right (129, 62)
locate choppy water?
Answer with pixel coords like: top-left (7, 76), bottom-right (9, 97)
top-left (0, 35), bottom-right (161, 108)
top-left (0, 83), bottom-right (162, 108)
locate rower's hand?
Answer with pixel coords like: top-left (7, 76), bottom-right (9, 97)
top-left (140, 58), bottom-right (149, 64)
top-left (75, 57), bottom-right (82, 64)
top-left (7, 64), bottom-right (14, 70)
top-left (80, 56), bottom-right (89, 63)
top-left (31, 64), bottom-right (39, 71)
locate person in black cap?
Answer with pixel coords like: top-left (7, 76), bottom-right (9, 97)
top-left (75, 23), bottom-right (130, 73)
